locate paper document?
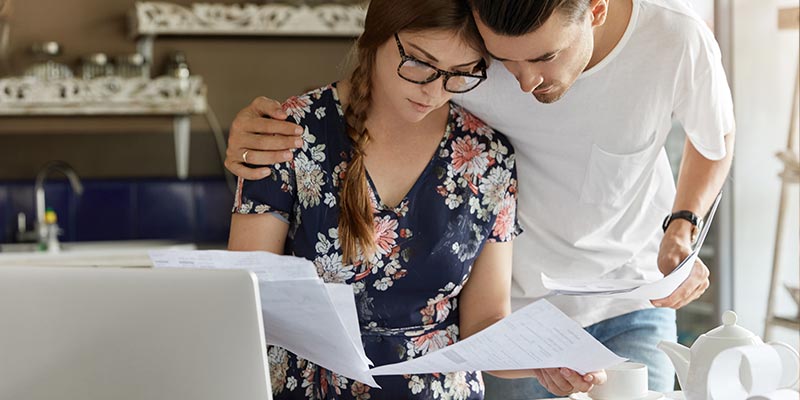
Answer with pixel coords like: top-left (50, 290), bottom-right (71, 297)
top-left (149, 250), bottom-right (379, 387)
top-left (325, 283), bottom-right (373, 367)
top-left (541, 192), bottom-right (722, 300)
top-left (150, 251), bottom-right (627, 386)
top-left (149, 250), bottom-right (320, 281)
top-left (258, 279), bottom-right (377, 386)
top-left (368, 299), bottom-right (625, 376)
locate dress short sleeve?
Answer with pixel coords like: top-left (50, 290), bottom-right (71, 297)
top-left (233, 165), bottom-right (296, 223)
top-left (231, 88), bottom-right (334, 223)
top-left (486, 156), bottom-right (522, 243)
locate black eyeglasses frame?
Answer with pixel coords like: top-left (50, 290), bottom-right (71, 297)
top-left (394, 33), bottom-right (487, 94)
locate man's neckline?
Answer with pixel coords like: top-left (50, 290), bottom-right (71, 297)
top-left (580, 0), bottom-right (640, 80)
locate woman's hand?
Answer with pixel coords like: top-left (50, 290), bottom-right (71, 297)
top-left (531, 368), bottom-right (607, 396)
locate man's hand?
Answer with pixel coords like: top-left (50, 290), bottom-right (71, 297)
top-left (652, 219), bottom-right (710, 309)
top-left (531, 368), bottom-right (606, 396)
top-left (225, 96), bottom-right (305, 180)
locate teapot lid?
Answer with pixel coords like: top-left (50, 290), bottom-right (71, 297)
top-left (705, 311), bottom-right (754, 339)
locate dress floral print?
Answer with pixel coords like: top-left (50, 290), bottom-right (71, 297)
top-left (234, 83), bottom-right (521, 400)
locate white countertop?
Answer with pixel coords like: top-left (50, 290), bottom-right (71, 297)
top-left (0, 240), bottom-right (196, 268)
top-left (546, 391), bottom-right (683, 400)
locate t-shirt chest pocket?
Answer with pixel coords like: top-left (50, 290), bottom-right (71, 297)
top-left (579, 133), bottom-right (658, 207)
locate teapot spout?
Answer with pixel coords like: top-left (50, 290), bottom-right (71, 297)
top-left (657, 340), bottom-right (691, 390)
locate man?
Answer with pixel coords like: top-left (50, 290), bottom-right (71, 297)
top-left (224, 0), bottom-right (735, 397)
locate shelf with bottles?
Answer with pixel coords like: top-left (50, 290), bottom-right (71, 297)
top-left (0, 41), bottom-right (206, 116)
top-left (109, 1), bottom-right (366, 180)
top-left (1, 40), bottom-right (208, 180)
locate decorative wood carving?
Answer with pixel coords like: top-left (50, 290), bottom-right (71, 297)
top-left (0, 76), bottom-right (207, 115)
top-left (131, 2), bottom-right (366, 37)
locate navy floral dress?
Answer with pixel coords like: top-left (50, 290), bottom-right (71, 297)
top-left (233, 83), bottom-right (521, 400)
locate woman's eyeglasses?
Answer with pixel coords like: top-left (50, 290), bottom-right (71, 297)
top-left (394, 33), bottom-right (487, 94)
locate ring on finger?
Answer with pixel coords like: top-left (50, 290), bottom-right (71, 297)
top-left (243, 150), bottom-right (249, 163)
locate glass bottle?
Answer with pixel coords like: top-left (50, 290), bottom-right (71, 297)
top-left (80, 53), bottom-right (113, 80)
top-left (115, 53), bottom-right (147, 79)
top-left (164, 51), bottom-right (191, 93)
top-left (23, 41), bottom-right (73, 80)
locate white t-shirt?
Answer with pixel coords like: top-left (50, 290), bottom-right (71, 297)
top-left (454, 0), bottom-right (735, 327)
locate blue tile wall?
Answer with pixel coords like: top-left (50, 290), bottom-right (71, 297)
top-left (0, 186), bottom-right (9, 242)
top-left (136, 181), bottom-right (196, 241)
top-left (74, 182), bottom-right (136, 241)
top-left (0, 179), bottom-right (233, 244)
top-left (193, 180), bottom-right (234, 244)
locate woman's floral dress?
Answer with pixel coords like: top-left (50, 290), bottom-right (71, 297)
top-left (234, 83), bottom-right (521, 400)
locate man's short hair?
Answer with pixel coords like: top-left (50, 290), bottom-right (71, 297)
top-left (469, 0), bottom-right (591, 36)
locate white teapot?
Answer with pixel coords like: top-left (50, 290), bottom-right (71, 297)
top-left (657, 310), bottom-right (798, 400)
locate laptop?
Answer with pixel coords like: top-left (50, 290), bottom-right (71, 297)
top-left (0, 266), bottom-right (272, 400)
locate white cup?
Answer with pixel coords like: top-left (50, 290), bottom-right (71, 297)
top-left (588, 362), bottom-right (649, 400)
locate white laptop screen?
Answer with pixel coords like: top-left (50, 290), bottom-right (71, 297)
top-left (0, 266), bottom-right (272, 400)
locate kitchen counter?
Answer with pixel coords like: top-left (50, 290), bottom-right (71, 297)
top-left (0, 240), bottom-right (197, 268)
top-left (546, 392), bottom-right (683, 400)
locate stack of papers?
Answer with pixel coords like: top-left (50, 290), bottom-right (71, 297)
top-left (541, 192), bottom-right (723, 299)
top-left (150, 250), bottom-right (626, 388)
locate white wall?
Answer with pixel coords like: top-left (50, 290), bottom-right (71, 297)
top-left (732, 0), bottom-right (799, 347)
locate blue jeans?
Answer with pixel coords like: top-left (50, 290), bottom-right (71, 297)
top-left (483, 308), bottom-right (677, 399)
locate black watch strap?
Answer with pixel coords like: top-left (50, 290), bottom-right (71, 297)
top-left (662, 210), bottom-right (701, 233)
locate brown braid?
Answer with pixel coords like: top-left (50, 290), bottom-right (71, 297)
top-left (339, 50), bottom-right (377, 265)
top-left (336, 0), bottom-right (488, 265)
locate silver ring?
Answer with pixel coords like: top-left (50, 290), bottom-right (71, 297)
top-left (242, 150), bottom-right (249, 163)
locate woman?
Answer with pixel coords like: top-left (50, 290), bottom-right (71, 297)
top-left (230, 0), bottom-right (520, 398)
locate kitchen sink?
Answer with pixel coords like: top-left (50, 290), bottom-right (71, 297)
top-left (0, 240), bottom-right (197, 268)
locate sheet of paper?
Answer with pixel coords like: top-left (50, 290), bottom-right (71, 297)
top-left (541, 250), bottom-right (700, 299)
top-left (149, 250), bottom-right (379, 388)
top-left (324, 283), bottom-right (373, 367)
top-left (540, 276), bottom-right (645, 294)
top-left (541, 192), bottom-right (722, 300)
top-left (611, 251), bottom-right (699, 299)
top-left (149, 250), bottom-right (320, 281)
top-left (259, 279), bottom-right (378, 387)
top-left (368, 300), bottom-right (625, 376)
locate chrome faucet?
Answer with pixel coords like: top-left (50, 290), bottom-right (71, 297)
top-left (30, 161), bottom-right (84, 248)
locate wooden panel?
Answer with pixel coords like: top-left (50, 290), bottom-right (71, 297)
top-left (778, 6), bottom-right (799, 30)
top-left (770, 315), bottom-right (800, 330)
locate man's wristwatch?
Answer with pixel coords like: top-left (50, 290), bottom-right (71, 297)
top-left (662, 210), bottom-right (701, 242)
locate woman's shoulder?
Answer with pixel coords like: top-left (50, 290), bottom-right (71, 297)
top-left (281, 83), bottom-right (344, 126)
top-left (448, 102), bottom-right (515, 153)
top-left (281, 83), bottom-right (349, 155)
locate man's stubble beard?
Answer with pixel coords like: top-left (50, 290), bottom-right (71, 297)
top-left (533, 87), bottom-right (567, 104)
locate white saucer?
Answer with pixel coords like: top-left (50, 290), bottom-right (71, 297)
top-left (569, 391), bottom-right (666, 400)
